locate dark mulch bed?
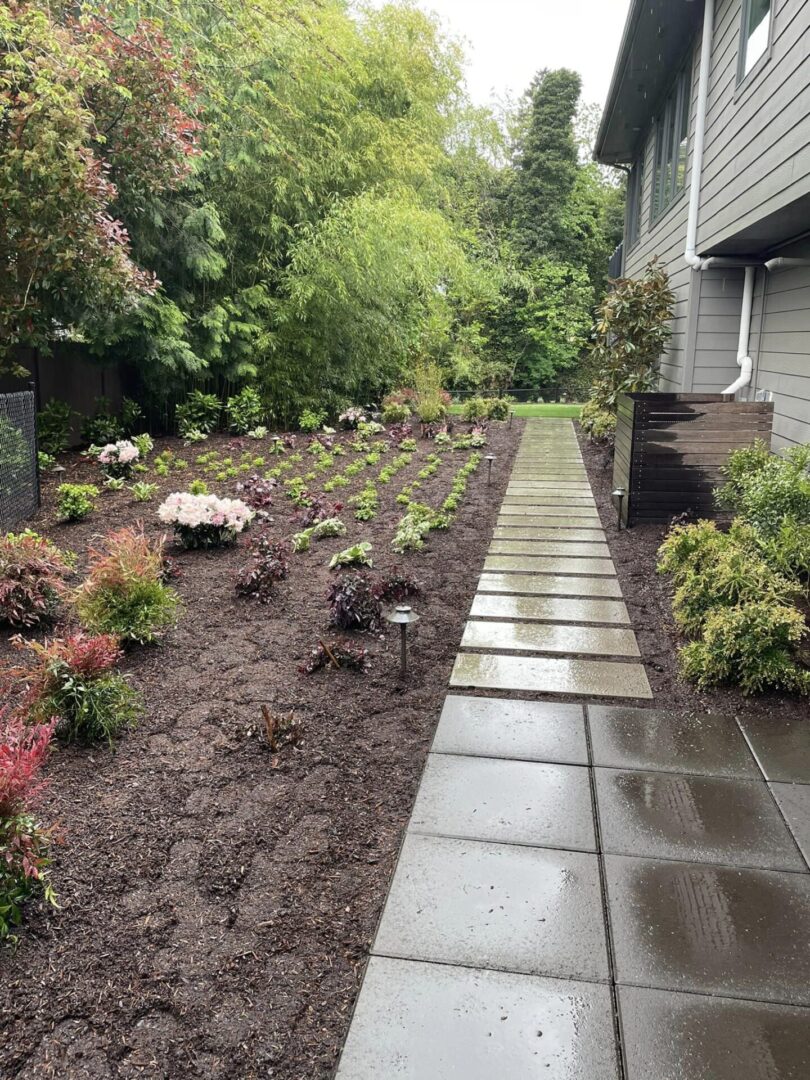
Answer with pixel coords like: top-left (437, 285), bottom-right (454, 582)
top-left (0, 421), bottom-right (518, 1079)
top-left (578, 425), bottom-right (809, 725)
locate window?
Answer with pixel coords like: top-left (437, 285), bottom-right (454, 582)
top-left (740, 0), bottom-right (772, 80)
top-left (652, 67), bottom-right (691, 220)
top-left (626, 160), bottom-right (644, 248)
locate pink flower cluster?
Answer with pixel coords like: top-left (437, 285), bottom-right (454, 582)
top-left (158, 492), bottom-right (254, 533)
top-left (98, 440), bottom-right (140, 466)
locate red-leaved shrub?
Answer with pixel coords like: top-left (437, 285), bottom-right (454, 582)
top-left (0, 709), bottom-right (55, 819)
top-left (0, 532), bottom-right (73, 628)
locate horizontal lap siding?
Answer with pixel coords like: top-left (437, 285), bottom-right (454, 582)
top-left (691, 268), bottom-right (749, 393)
top-left (752, 262), bottom-right (810, 449)
top-left (699, 0), bottom-right (810, 251)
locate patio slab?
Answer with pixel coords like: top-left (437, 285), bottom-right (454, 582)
top-left (484, 555), bottom-right (616, 576)
top-left (373, 834), bottom-right (610, 981)
top-left (431, 696), bottom-right (587, 764)
top-left (477, 572), bottom-right (623, 599)
top-left (497, 515), bottom-right (601, 529)
top-left (617, 985), bottom-right (810, 1080)
top-left (769, 783), bottom-right (810, 866)
top-left (499, 506), bottom-right (600, 519)
top-left (595, 769), bottom-right (805, 871)
top-left (502, 495), bottom-right (597, 505)
top-left (450, 653), bottom-right (652, 700)
top-left (471, 592), bottom-right (630, 624)
top-left (336, 958), bottom-right (620, 1080)
top-left (736, 716), bottom-right (810, 783)
top-left (589, 706), bottom-right (760, 778)
top-left (461, 619), bottom-right (640, 658)
top-left (492, 527), bottom-right (607, 541)
top-left (410, 755), bottom-right (596, 850)
top-left (489, 540), bottom-right (611, 557)
top-left (605, 854), bottom-right (810, 1004)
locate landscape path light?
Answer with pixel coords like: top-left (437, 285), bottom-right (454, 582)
top-left (385, 604), bottom-right (420, 679)
top-left (486, 454), bottom-right (496, 486)
top-left (612, 487), bottom-right (626, 531)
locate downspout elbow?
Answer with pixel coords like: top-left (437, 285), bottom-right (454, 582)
top-left (722, 355), bottom-right (753, 396)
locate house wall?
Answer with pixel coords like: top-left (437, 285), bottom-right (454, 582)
top-left (698, 0), bottom-right (810, 252)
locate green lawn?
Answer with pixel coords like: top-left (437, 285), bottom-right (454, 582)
top-left (450, 402), bottom-right (583, 418)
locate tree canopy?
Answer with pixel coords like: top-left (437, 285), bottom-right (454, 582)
top-left (1, 1), bottom-right (625, 407)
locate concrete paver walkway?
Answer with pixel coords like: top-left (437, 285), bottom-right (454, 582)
top-left (337, 419), bottom-right (810, 1079)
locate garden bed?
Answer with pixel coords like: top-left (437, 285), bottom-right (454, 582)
top-left (579, 427), bottom-right (809, 726)
top-left (0, 421), bottom-right (518, 1078)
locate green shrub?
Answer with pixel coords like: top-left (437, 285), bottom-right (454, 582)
top-left (80, 398), bottom-right (123, 446)
top-left (299, 407), bottom-right (327, 433)
top-left (130, 482), bottom-right (158, 502)
top-left (680, 601), bottom-right (809, 695)
top-left (120, 398), bottom-right (143, 436)
top-left (227, 386), bottom-right (265, 434)
top-left (717, 442), bottom-right (810, 537)
top-left (176, 390), bottom-right (220, 437)
top-left (56, 483), bottom-right (99, 522)
top-left (132, 433), bottom-right (154, 459)
top-left (329, 542), bottom-right (373, 569)
top-left (461, 397), bottom-right (488, 423)
top-left (484, 397), bottom-right (511, 421)
top-left (580, 399), bottom-right (617, 442)
top-left (36, 398), bottom-right (73, 455)
top-left (382, 402), bottom-right (411, 424)
top-left (76, 527), bottom-right (179, 644)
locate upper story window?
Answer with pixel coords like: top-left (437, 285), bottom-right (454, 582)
top-left (740, 0), bottom-right (772, 80)
top-left (626, 161), bottom-right (644, 248)
top-left (652, 66), bottom-right (691, 220)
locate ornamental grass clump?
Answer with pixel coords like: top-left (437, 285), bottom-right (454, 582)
top-left (235, 534), bottom-right (289, 603)
top-left (75, 526), bottom-right (179, 644)
top-left (158, 492), bottom-right (254, 548)
top-left (4, 634), bottom-right (140, 744)
top-left (0, 531), bottom-right (73, 628)
top-left (97, 439), bottom-right (140, 479)
top-left (0, 709), bottom-right (57, 940)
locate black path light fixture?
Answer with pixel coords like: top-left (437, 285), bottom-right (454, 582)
top-left (485, 454), bottom-right (495, 485)
top-left (385, 604), bottom-right (420, 679)
top-left (612, 487), bottom-right (626, 530)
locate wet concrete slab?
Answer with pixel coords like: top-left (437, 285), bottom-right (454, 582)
top-left (617, 985), bottom-right (810, 1080)
top-left (431, 696), bottom-right (588, 764)
top-left (373, 833), bottom-right (610, 981)
top-left (471, 592), bottom-right (630, 624)
top-left (589, 706), bottom-right (760, 778)
top-left (595, 769), bottom-right (805, 871)
top-left (450, 653), bottom-right (652, 700)
top-left (492, 527), bottom-right (607, 542)
top-left (484, 555), bottom-right (616, 576)
top-left (489, 540), bottom-right (611, 558)
top-left (605, 854), bottom-right (810, 1004)
top-left (497, 515), bottom-right (602, 529)
top-left (499, 506), bottom-right (600, 518)
top-left (461, 619), bottom-right (640, 658)
top-left (769, 783), bottom-right (810, 866)
top-left (336, 958), bottom-right (621, 1080)
top-left (737, 717), bottom-right (810, 783)
top-left (477, 572), bottom-right (623, 599)
top-left (410, 755), bottom-right (596, 850)
top-left (502, 495), bottom-right (597, 505)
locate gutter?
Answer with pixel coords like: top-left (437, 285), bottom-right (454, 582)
top-left (684, 0), bottom-right (716, 270)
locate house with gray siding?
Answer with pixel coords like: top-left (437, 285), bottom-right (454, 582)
top-left (595, 0), bottom-right (810, 450)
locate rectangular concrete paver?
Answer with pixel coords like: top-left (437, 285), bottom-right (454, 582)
top-left (492, 527), bottom-right (607, 541)
top-left (461, 619), bottom-right (640, 657)
top-left (497, 515), bottom-right (601, 529)
top-left (336, 959), bottom-right (620, 1080)
top-left (431, 696), bottom-right (587, 764)
top-left (410, 755), bottom-right (596, 849)
top-left (471, 592), bottom-right (630, 624)
top-left (450, 652), bottom-right (653, 699)
top-left (373, 833), bottom-right (610, 981)
top-left (484, 554), bottom-right (616, 576)
top-left (489, 540), bottom-right (611, 557)
top-left (477, 572), bottom-right (623, 599)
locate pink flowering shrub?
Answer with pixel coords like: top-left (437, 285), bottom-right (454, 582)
top-left (0, 709), bottom-right (57, 939)
top-left (97, 439), bottom-right (140, 478)
top-left (158, 491), bottom-right (254, 548)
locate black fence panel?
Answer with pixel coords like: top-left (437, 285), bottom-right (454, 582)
top-left (0, 390), bottom-right (39, 530)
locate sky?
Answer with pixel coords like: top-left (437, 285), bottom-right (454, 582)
top-left (370, 0), bottom-right (633, 110)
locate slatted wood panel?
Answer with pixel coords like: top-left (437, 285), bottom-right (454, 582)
top-left (613, 393), bottom-right (774, 526)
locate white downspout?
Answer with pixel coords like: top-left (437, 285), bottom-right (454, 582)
top-left (722, 264), bottom-right (755, 395)
top-left (684, 0), bottom-right (716, 270)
